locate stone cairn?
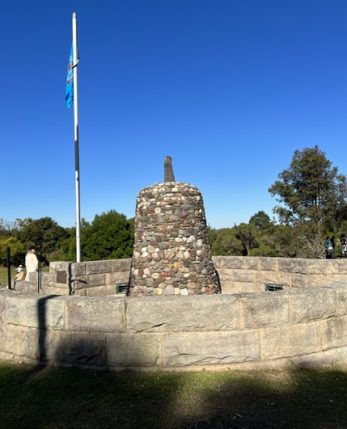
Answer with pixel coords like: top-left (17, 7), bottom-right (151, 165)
top-left (128, 156), bottom-right (220, 296)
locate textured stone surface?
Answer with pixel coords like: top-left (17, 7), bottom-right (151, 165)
top-left (213, 256), bottom-right (259, 270)
top-left (261, 322), bottom-right (321, 359)
top-left (240, 292), bottom-right (289, 328)
top-left (6, 294), bottom-right (65, 329)
top-left (162, 331), bottom-right (259, 366)
top-left (106, 333), bottom-right (162, 366)
top-left (66, 297), bottom-right (125, 332)
top-left (335, 285), bottom-right (347, 315)
top-left (258, 257), bottom-right (278, 272)
top-left (321, 315), bottom-right (347, 349)
top-left (127, 295), bottom-right (239, 333)
top-left (129, 182), bottom-right (220, 296)
top-left (289, 288), bottom-right (336, 323)
top-left (1, 284), bottom-right (347, 370)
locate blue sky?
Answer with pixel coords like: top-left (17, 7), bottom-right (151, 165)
top-left (1, 0), bottom-right (346, 228)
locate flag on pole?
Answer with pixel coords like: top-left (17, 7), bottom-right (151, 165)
top-left (65, 46), bottom-right (74, 108)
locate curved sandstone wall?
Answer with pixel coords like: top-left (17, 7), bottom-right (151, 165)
top-left (214, 256), bottom-right (347, 294)
top-left (1, 285), bottom-right (347, 370)
top-left (21, 256), bottom-right (347, 296)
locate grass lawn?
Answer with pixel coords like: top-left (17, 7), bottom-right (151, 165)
top-left (0, 265), bottom-right (10, 288)
top-left (0, 363), bottom-right (347, 428)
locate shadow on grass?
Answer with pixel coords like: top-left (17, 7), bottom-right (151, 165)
top-left (0, 364), bottom-right (347, 429)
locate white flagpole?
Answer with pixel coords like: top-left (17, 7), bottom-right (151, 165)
top-left (72, 12), bottom-right (81, 263)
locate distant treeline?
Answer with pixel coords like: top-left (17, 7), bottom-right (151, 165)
top-left (2, 146), bottom-right (347, 265)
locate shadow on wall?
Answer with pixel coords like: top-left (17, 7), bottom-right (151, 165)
top-left (3, 296), bottom-right (342, 427)
top-left (36, 296), bottom-right (158, 370)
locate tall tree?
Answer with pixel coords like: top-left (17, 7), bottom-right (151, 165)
top-left (269, 146), bottom-right (347, 256)
top-left (16, 217), bottom-right (70, 261)
top-left (81, 210), bottom-right (134, 260)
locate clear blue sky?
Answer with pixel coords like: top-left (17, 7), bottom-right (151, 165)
top-left (1, 0), bottom-right (346, 228)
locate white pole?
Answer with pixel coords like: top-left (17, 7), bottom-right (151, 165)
top-left (72, 12), bottom-right (81, 263)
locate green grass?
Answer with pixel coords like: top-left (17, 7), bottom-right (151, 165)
top-left (0, 266), bottom-right (10, 288)
top-left (0, 363), bottom-right (347, 428)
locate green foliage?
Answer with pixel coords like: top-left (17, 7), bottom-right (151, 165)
top-left (269, 146), bottom-right (347, 257)
top-left (211, 228), bottom-right (243, 256)
top-left (81, 210), bottom-right (134, 261)
top-left (234, 223), bottom-right (258, 255)
top-left (249, 211), bottom-right (272, 230)
top-left (0, 236), bottom-right (26, 267)
top-left (15, 217), bottom-right (70, 262)
top-left (269, 146), bottom-right (347, 228)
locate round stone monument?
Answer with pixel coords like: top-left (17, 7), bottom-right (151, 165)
top-left (128, 157), bottom-right (220, 296)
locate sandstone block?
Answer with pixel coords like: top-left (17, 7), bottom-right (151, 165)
top-left (105, 272), bottom-right (130, 286)
top-left (213, 256), bottom-right (258, 270)
top-left (260, 322), bottom-right (321, 360)
top-left (278, 259), bottom-right (308, 275)
top-left (13, 281), bottom-right (37, 294)
top-left (86, 286), bottom-right (119, 296)
top-left (307, 260), bottom-right (337, 275)
top-left (321, 315), bottom-right (347, 350)
top-left (232, 269), bottom-right (256, 282)
top-left (71, 262), bottom-right (86, 277)
top-left (333, 260), bottom-right (347, 273)
top-left (240, 292), bottom-right (289, 328)
top-left (256, 271), bottom-right (291, 287)
top-left (162, 330), bottom-right (259, 366)
top-left (111, 259), bottom-right (132, 272)
top-left (307, 275), bottom-right (329, 288)
top-left (66, 296), bottom-right (125, 333)
top-left (240, 283), bottom-right (265, 293)
top-left (290, 273), bottom-right (306, 288)
top-left (106, 333), bottom-right (162, 366)
top-left (258, 257), bottom-right (278, 272)
top-left (0, 324), bottom-right (40, 360)
top-left (216, 268), bottom-right (233, 285)
top-left (221, 281), bottom-right (242, 294)
top-left (335, 285), bottom-right (347, 316)
top-left (127, 295), bottom-right (240, 333)
top-left (6, 294), bottom-right (65, 329)
top-left (49, 261), bottom-right (71, 274)
top-left (85, 260), bottom-right (115, 275)
top-left (76, 274), bottom-right (106, 288)
top-left (289, 288), bottom-right (336, 323)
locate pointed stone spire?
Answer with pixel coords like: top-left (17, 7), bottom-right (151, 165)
top-left (164, 156), bottom-right (175, 182)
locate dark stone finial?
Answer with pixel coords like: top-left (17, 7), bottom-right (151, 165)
top-left (164, 156), bottom-right (175, 182)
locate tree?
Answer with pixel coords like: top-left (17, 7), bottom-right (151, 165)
top-left (15, 217), bottom-right (70, 262)
top-left (81, 210), bottom-right (134, 260)
top-left (249, 211), bottom-right (272, 230)
top-left (269, 146), bottom-right (347, 257)
top-left (211, 228), bottom-right (243, 256)
top-left (0, 236), bottom-right (26, 266)
top-left (234, 223), bottom-right (258, 255)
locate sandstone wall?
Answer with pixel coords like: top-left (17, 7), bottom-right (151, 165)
top-left (1, 285), bottom-right (347, 370)
top-left (18, 260), bottom-right (132, 296)
top-left (214, 256), bottom-right (347, 294)
top-left (16, 256), bottom-right (347, 296)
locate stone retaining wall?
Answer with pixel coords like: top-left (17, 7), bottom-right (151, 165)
top-left (16, 256), bottom-right (347, 296)
top-left (1, 285), bottom-right (347, 370)
top-left (214, 256), bottom-right (347, 294)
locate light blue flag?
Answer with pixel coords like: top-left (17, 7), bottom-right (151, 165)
top-left (65, 46), bottom-right (74, 108)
